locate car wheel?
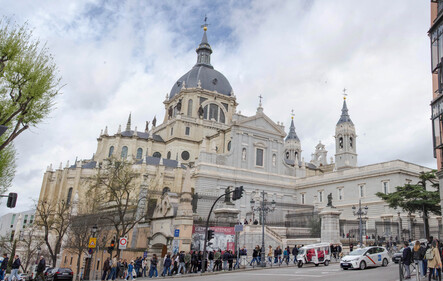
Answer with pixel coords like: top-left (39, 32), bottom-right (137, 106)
top-left (382, 258), bottom-right (388, 267)
top-left (297, 261), bottom-right (303, 268)
top-left (343, 268), bottom-right (348, 270)
top-left (324, 260), bottom-right (329, 266)
top-left (315, 263), bottom-right (319, 267)
top-left (359, 260), bottom-right (366, 270)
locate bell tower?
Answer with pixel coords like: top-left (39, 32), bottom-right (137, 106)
top-left (284, 112), bottom-right (302, 163)
top-left (334, 95), bottom-right (357, 170)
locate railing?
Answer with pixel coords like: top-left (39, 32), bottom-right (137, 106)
top-left (398, 260), bottom-right (421, 281)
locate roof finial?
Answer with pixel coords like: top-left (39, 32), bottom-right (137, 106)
top-left (342, 88), bottom-right (347, 100)
top-left (291, 109), bottom-right (295, 120)
top-left (258, 94), bottom-right (263, 107)
top-left (126, 113), bottom-right (132, 131)
top-left (201, 14), bottom-right (209, 31)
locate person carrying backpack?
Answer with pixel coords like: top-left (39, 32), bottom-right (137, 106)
top-left (427, 240), bottom-right (442, 281)
top-left (413, 241), bottom-right (426, 279)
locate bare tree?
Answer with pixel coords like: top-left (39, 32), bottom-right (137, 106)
top-left (35, 200), bottom-right (72, 266)
top-left (87, 159), bottom-right (146, 256)
top-left (19, 226), bottom-right (45, 272)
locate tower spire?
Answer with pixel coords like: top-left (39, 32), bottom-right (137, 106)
top-left (196, 17), bottom-right (213, 68)
top-left (337, 96), bottom-right (353, 125)
top-left (286, 115), bottom-right (300, 142)
top-left (126, 113), bottom-right (132, 131)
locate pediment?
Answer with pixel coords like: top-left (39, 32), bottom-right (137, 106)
top-left (236, 113), bottom-right (286, 137)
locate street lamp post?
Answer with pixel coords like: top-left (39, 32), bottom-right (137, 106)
top-left (352, 200), bottom-right (368, 247)
top-left (84, 225), bottom-right (98, 280)
top-left (250, 190), bottom-right (276, 267)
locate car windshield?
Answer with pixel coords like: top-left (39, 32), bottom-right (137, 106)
top-left (298, 249), bottom-right (305, 255)
top-left (348, 248), bottom-right (366, 256)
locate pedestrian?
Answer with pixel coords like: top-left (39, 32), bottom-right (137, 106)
top-left (427, 240), bottom-right (442, 281)
top-left (142, 258), bottom-right (148, 277)
top-left (197, 251), bottom-right (202, 272)
top-left (177, 251), bottom-right (186, 274)
top-left (413, 241), bottom-right (425, 278)
top-left (161, 254), bottom-right (171, 277)
top-left (292, 245), bottom-right (299, 264)
top-left (184, 251), bottom-right (191, 273)
top-left (10, 255), bottom-right (21, 281)
top-left (283, 247), bottom-right (290, 265)
top-left (268, 246), bottom-right (273, 264)
top-left (228, 250), bottom-right (234, 270)
top-left (102, 257), bottom-right (110, 281)
top-left (401, 241), bottom-right (412, 279)
top-left (108, 255), bottom-right (118, 280)
top-left (250, 246), bottom-right (259, 266)
top-left (240, 246), bottom-right (247, 267)
top-left (222, 250), bottom-right (229, 270)
top-left (214, 250), bottom-right (221, 271)
top-left (149, 254), bottom-right (158, 278)
top-left (349, 243), bottom-right (354, 253)
top-left (208, 250), bottom-right (214, 272)
top-left (125, 261), bottom-right (134, 281)
top-left (0, 254), bottom-right (7, 281)
top-left (36, 256), bottom-right (45, 281)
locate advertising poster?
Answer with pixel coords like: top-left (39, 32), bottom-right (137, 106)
top-left (192, 225), bottom-right (235, 252)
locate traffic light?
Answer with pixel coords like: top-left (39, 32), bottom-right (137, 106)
top-left (207, 229), bottom-right (214, 241)
top-left (6, 193), bottom-right (17, 208)
top-left (110, 239), bottom-right (115, 250)
top-left (232, 186), bottom-right (244, 201)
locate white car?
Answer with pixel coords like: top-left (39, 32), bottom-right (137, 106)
top-left (340, 246), bottom-right (389, 270)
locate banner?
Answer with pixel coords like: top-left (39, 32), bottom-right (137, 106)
top-left (191, 225), bottom-right (235, 251)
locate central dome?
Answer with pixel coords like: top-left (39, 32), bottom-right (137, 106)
top-left (169, 29), bottom-right (233, 99)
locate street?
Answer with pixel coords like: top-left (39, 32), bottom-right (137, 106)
top-left (138, 262), bottom-right (402, 281)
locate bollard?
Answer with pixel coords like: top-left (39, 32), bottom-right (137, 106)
top-left (415, 261), bottom-right (420, 281)
top-left (399, 260), bottom-right (403, 281)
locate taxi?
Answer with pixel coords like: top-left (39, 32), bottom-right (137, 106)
top-left (340, 246), bottom-right (389, 270)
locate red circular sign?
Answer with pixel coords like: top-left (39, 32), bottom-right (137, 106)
top-left (119, 238), bottom-right (127, 246)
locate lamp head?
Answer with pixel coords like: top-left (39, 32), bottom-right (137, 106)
top-left (271, 200), bottom-right (276, 209)
top-left (92, 224), bottom-right (98, 233)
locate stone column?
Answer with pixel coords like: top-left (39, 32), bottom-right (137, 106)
top-left (319, 206), bottom-right (342, 244)
top-left (213, 208), bottom-right (240, 227)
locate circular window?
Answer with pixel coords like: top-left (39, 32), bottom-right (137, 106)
top-left (181, 151), bottom-right (190, 161)
top-left (227, 141), bottom-right (231, 151)
top-left (167, 151), bottom-right (171, 159)
top-left (153, 152), bottom-right (162, 158)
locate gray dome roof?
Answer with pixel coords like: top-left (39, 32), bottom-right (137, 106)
top-left (169, 65), bottom-right (233, 99)
top-left (169, 29), bottom-right (233, 99)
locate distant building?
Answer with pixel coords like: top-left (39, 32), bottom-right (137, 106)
top-left (0, 209), bottom-right (35, 239)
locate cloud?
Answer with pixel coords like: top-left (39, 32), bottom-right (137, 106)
top-left (0, 0), bottom-right (434, 215)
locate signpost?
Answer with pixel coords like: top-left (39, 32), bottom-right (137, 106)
top-left (119, 237), bottom-right (127, 249)
top-left (174, 229), bottom-right (180, 237)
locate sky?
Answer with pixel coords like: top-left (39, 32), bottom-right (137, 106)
top-left (0, 0), bottom-right (434, 215)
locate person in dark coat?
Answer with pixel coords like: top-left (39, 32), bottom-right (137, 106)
top-left (36, 256), bottom-right (46, 281)
top-left (227, 251), bottom-right (234, 270)
top-left (10, 255), bottom-right (21, 281)
top-left (0, 254), bottom-right (8, 281)
top-left (162, 254), bottom-right (172, 276)
top-left (102, 257), bottom-right (110, 281)
top-left (292, 245), bottom-right (299, 264)
top-left (402, 241), bottom-right (412, 279)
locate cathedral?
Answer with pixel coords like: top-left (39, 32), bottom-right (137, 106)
top-left (38, 26), bottom-right (435, 267)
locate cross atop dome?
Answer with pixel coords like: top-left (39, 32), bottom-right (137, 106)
top-left (201, 14), bottom-right (209, 31)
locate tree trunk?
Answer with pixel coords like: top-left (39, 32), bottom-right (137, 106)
top-left (76, 254), bottom-right (81, 278)
top-left (424, 209), bottom-right (430, 240)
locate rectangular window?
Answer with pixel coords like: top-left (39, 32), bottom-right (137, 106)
top-left (359, 184), bottom-right (365, 198)
top-left (64, 256), bottom-right (67, 264)
top-left (170, 127), bottom-right (173, 136)
top-left (10, 214), bottom-right (15, 227)
top-left (338, 188), bottom-right (343, 201)
top-left (23, 215), bottom-right (28, 224)
top-left (29, 215), bottom-right (34, 225)
top-left (318, 191), bottom-right (323, 203)
top-left (383, 181), bottom-right (389, 194)
top-left (301, 194), bottom-right (305, 204)
top-left (256, 148), bottom-right (264, 166)
top-left (70, 257), bottom-right (73, 265)
top-left (185, 127), bottom-right (190, 136)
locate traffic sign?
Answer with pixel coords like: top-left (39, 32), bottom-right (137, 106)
top-left (234, 224), bottom-right (243, 232)
top-left (174, 229), bottom-right (180, 237)
top-left (119, 237), bottom-right (127, 249)
top-left (88, 238), bottom-right (97, 248)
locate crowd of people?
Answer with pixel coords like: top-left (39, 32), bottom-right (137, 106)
top-left (400, 236), bottom-right (443, 280)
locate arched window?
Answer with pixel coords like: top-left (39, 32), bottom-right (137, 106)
top-left (121, 146), bottom-right (128, 159)
top-left (108, 146), bottom-right (114, 157)
top-left (136, 148), bottom-right (143, 159)
top-left (339, 137), bottom-right (343, 149)
top-left (187, 99), bottom-right (193, 117)
top-left (153, 152), bottom-right (162, 158)
top-left (294, 152), bottom-right (298, 161)
top-left (66, 188), bottom-right (73, 205)
top-left (272, 154), bottom-right (276, 166)
top-left (167, 151), bottom-right (171, 159)
top-left (350, 137), bottom-right (353, 148)
top-left (202, 103), bottom-right (226, 123)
